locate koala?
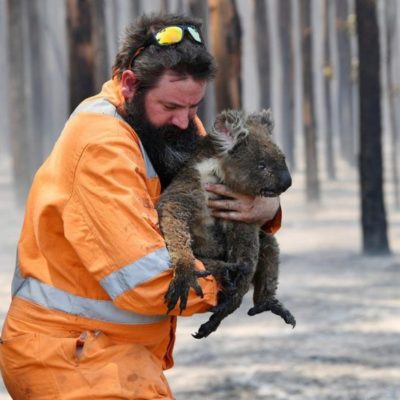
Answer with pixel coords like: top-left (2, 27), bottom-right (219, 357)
top-left (156, 109), bottom-right (296, 339)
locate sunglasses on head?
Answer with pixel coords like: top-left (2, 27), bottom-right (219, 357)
top-left (154, 25), bottom-right (203, 45)
top-left (129, 25), bottom-right (203, 68)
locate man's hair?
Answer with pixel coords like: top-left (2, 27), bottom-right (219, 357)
top-left (112, 14), bottom-right (217, 91)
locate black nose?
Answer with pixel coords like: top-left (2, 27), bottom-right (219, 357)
top-left (278, 170), bottom-right (292, 192)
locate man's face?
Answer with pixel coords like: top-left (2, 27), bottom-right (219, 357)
top-left (144, 71), bottom-right (206, 129)
top-left (124, 71), bottom-right (207, 188)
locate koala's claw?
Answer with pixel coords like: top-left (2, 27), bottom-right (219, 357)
top-left (165, 270), bottom-right (211, 314)
top-left (192, 318), bottom-right (221, 339)
top-left (248, 298), bottom-right (296, 328)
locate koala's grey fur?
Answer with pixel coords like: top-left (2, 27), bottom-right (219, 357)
top-left (157, 109), bottom-right (295, 338)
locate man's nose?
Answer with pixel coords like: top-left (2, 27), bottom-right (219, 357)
top-left (171, 110), bottom-right (190, 130)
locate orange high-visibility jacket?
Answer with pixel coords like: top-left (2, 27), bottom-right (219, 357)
top-left (5, 79), bottom-right (221, 369)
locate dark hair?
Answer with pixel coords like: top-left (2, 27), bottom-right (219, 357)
top-left (112, 14), bottom-right (217, 91)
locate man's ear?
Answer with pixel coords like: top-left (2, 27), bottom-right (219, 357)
top-left (121, 70), bottom-right (137, 102)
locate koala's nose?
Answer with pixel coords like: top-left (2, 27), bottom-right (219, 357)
top-left (278, 170), bottom-right (292, 192)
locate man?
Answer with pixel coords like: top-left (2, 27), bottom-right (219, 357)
top-left (0, 14), bottom-right (281, 399)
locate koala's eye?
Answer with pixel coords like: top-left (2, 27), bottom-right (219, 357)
top-left (258, 161), bottom-right (267, 170)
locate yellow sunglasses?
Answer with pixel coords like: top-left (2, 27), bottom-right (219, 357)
top-left (154, 25), bottom-right (203, 45)
top-left (129, 25), bottom-right (203, 68)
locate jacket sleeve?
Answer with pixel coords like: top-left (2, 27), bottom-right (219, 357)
top-left (64, 136), bottom-right (217, 317)
top-left (261, 206), bottom-right (282, 235)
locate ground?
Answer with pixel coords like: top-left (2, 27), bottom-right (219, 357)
top-left (0, 159), bottom-right (399, 399)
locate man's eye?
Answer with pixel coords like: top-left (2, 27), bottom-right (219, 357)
top-left (164, 104), bottom-right (177, 110)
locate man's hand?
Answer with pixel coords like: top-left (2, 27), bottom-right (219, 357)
top-left (205, 183), bottom-right (280, 226)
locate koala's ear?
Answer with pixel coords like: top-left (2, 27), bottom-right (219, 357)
top-left (210, 109), bottom-right (248, 153)
top-left (247, 109), bottom-right (274, 135)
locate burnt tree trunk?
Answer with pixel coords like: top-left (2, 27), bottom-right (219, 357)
top-left (278, 0), bottom-right (295, 170)
top-left (323, 0), bottom-right (336, 180)
top-left (356, 0), bottom-right (390, 254)
top-left (189, 0), bottom-right (215, 129)
top-left (209, 0), bottom-right (242, 111)
top-left (337, 0), bottom-right (356, 166)
top-left (7, 0), bottom-right (34, 205)
top-left (253, 0), bottom-right (271, 109)
top-left (385, 0), bottom-right (400, 209)
top-left (300, 0), bottom-right (320, 203)
top-left (67, 0), bottom-right (95, 113)
top-left (160, 0), bottom-right (170, 14)
top-left (90, 0), bottom-right (109, 91)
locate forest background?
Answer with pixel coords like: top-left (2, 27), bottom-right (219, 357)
top-left (0, 0), bottom-right (399, 399)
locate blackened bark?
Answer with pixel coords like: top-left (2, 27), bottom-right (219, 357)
top-left (337, 0), bottom-right (355, 165)
top-left (67, 0), bottom-right (95, 113)
top-left (356, 0), bottom-right (390, 254)
top-left (91, 0), bottom-right (109, 91)
top-left (189, 0), bottom-right (215, 129)
top-left (278, 0), bottom-right (295, 170)
top-left (323, 0), bottom-right (336, 180)
top-left (209, 0), bottom-right (242, 111)
top-left (300, 0), bottom-right (320, 202)
top-left (7, 0), bottom-right (34, 205)
top-left (385, 0), bottom-right (400, 209)
top-left (253, 0), bottom-right (271, 109)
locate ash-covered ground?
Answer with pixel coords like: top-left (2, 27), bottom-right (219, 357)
top-left (1, 160), bottom-right (399, 400)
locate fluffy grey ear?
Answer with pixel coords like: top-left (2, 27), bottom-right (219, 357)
top-left (247, 108), bottom-right (274, 134)
top-left (209, 109), bottom-right (248, 153)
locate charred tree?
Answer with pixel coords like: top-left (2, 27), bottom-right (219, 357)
top-left (160, 0), bottom-right (170, 14)
top-left (67, 0), bottom-right (95, 113)
top-left (7, 0), bottom-right (35, 205)
top-left (209, 0), bottom-right (242, 111)
top-left (356, 0), bottom-right (390, 254)
top-left (131, 0), bottom-right (142, 16)
top-left (253, 0), bottom-right (271, 109)
top-left (90, 0), bottom-right (109, 90)
top-left (26, 0), bottom-right (45, 167)
top-left (278, 0), bottom-right (295, 170)
top-left (323, 0), bottom-right (336, 180)
top-left (300, 0), bottom-right (320, 202)
top-left (189, 0), bottom-right (215, 129)
top-left (385, 0), bottom-right (400, 209)
top-left (337, 0), bottom-right (356, 166)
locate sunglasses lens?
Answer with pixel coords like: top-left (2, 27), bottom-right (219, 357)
top-left (187, 26), bottom-right (202, 43)
top-left (155, 26), bottom-right (183, 45)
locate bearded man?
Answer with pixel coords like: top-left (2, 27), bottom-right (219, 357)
top-left (0, 14), bottom-right (281, 399)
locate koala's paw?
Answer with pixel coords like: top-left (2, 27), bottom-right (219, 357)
top-left (165, 269), bottom-right (210, 314)
top-left (192, 314), bottom-right (222, 339)
top-left (248, 297), bottom-right (296, 328)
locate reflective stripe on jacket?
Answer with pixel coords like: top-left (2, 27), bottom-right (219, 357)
top-left (10, 78), bottom-right (218, 369)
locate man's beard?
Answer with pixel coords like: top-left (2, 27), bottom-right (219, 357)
top-left (124, 92), bottom-right (200, 189)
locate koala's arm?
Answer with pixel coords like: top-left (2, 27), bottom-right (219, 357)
top-left (157, 198), bottom-right (196, 271)
top-left (157, 189), bottom-right (219, 315)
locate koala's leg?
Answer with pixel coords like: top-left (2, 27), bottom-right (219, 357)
top-left (193, 224), bottom-right (258, 338)
top-left (199, 258), bottom-right (252, 293)
top-left (158, 202), bottom-right (210, 314)
top-left (192, 289), bottom-right (244, 339)
top-left (252, 233), bottom-right (280, 303)
top-left (248, 232), bottom-right (296, 328)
